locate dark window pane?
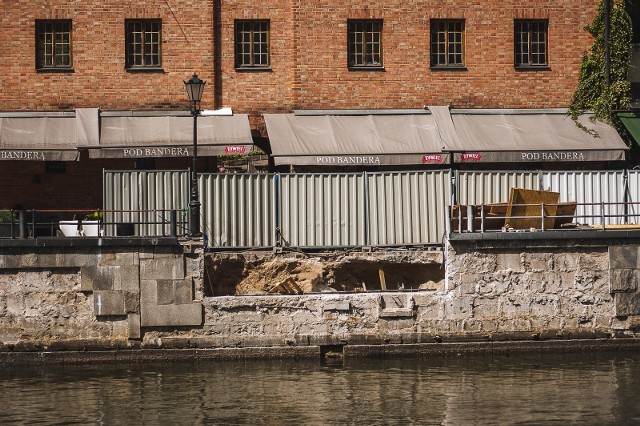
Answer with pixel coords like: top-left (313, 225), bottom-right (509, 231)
top-left (36, 20), bottom-right (72, 69)
top-left (125, 19), bottom-right (162, 68)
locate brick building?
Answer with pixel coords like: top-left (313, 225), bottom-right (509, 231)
top-left (0, 0), bottom-right (630, 211)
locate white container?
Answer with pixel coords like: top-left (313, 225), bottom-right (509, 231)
top-left (81, 220), bottom-right (100, 237)
top-left (59, 221), bottom-right (80, 237)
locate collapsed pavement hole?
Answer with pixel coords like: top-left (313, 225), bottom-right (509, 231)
top-left (204, 254), bottom-right (444, 296)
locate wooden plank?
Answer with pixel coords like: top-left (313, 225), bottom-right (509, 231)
top-left (379, 268), bottom-right (387, 291)
top-left (505, 188), bottom-right (559, 230)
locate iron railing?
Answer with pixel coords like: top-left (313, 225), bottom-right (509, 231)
top-left (448, 201), bottom-right (640, 234)
top-left (0, 209), bottom-right (187, 239)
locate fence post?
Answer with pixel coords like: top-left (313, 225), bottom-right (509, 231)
top-left (624, 169), bottom-right (629, 224)
top-left (466, 204), bottom-right (475, 232)
top-left (541, 203), bottom-right (545, 231)
top-left (170, 210), bottom-right (177, 237)
top-left (363, 171), bottom-right (370, 246)
top-left (18, 210), bottom-right (26, 239)
top-left (274, 173), bottom-right (281, 247)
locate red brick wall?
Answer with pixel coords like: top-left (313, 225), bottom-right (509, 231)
top-left (0, 1), bottom-right (598, 113)
top-left (222, 0), bottom-right (598, 133)
top-left (0, 1), bottom-right (598, 118)
top-left (0, 0), bottom-right (215, 112)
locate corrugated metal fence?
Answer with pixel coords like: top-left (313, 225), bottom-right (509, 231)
top-left (104, 169), bottom-right (638, 248)
top-left (103, 170), bottom-right (189, 237)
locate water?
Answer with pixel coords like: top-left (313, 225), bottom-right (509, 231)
top-left (1, 351), bottom-right (640, 425)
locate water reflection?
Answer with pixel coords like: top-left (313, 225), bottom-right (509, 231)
top-left (1, 352), bottom-right (640, 425)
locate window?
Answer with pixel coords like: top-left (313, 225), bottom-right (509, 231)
top-left (235, 20), bottom-right (270, 69)
top-left (36, 20), bottom-right (72, 70)
top-left (125, 20), bottom-right (162, 69)
top-left (514, 20), bottom-right (548, 68)
top-left (348, 20), bottom-right (383, 69)
top-left (430, 20), bottom-right (465, 68)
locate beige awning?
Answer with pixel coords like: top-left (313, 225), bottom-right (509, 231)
top-left (264, 113), bottom-right (450, 166)
top-left (88, 114), bottom-right (255, 158)
top-left (0, 116), bottom-right (80, 161)
top-left (436, 108), bottom-right (628, 163)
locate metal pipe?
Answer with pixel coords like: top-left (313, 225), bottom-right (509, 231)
top-left (190, 110), bottom-right (201, 237)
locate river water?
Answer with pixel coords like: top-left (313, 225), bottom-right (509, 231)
top-left (1, 351), bottom-right (639, 425)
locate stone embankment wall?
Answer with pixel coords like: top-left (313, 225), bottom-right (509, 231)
top-left (1, 234), bottom-right (639, 353)
top-left (0, 240), bottom-right (203, 351)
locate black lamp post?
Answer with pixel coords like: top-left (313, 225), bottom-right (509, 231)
top-left (184, 73), bottom-right (206, 237)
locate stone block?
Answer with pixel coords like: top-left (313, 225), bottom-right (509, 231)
top-left (615, 292), bottom-right (640, 317)
top-left (323, 301), bottom-right (350, 312)
top-left (140, 279), bottom-right (203, 327)
top-left (610, 269), bottom-right (639, 293)
top-left (81, 266), bottom-right (117, 292)
top-left (142, 301), bottom-right (202, 327)
top-left (33, 253), bottom-right (58, 268)
top-left (529, 296), bottom-right (559, 318)
top-left (175, 278), bottom-right (194, 304)
top-left (97, 252), bottom-right (117, 266)
top-left (609, 246), bottom-right (638, 270)
top-left (60, 252), bottom-right (101, 267)
top-left (128, 313), bottom-right (141, 339)
top-left (116, 266), bottom-right (140, 291)
top-left (116, 252), bottom-right (138, 266)
top-left (523, 252), bottom-right (553, 271)
top-left (94, 290), bottom-right (125, 316)
top-left (381, 294), bottom-right (412, 309)
top-left (140, 257), bottom-right (184, 280)
top-left (500, 296), bottom-right (531, 316)
top-left (472, 297), bottom-right (499, 319)
top-left (378, 307), bottom-right (415, 318)
top-left (379, 294), bottom-right (414, 318)
top-left (496, 253), bottom-right (523, 272)
top-left (124, 291), bottom-right (139, 313)
top-left (445, 296), bottom-right (473, 320)
top-left (156, 280), bottom-right (175, 305)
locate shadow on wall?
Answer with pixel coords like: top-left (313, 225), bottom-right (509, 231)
top-left (204, 254), bottom-right (444, 296)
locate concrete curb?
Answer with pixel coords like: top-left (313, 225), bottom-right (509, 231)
top-left (1, 338), bottom-right (639, 366)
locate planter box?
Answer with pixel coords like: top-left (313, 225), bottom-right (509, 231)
top-left (82, 220), bottom-right (100, 237)
top-left (59, 221), bottom-right (80, 237)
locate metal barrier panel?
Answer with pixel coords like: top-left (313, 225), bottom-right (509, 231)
top-left (279, 173), bottom-right (366, 248)
top-left (103, 170), bottom-right (189, 236)
top-left (200, 173), bottom-right (276, 248)
top-left (541, 170), bottom-right (626, 225)
top-left (629, 170), bottom-right (640, 224)
top-left (456, 171), bottom-right (540, 205)
top-left (367, 170), bottom-right (450, 246)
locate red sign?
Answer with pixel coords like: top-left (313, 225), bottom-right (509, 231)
top-left (225, 146), bottom-right (246, 155)
top-left (461, 152), bottom-right (482, 162)
top-left (422, 154), bottom-right (444, 164)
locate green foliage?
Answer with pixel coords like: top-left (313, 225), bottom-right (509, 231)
top-left (85, 211), bottom-right (103, 221)
top-left (0, 212), bottom-right (13, 223)
top-left (569, 0), bottom-right (632, 136)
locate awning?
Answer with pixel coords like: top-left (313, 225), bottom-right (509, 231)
top-left (0, 116), bottom-right (81, 161)
top-left (89, 114), bottom-right (254, 158)
top-left (263, 113), bottom-right (450, 166)
top-left (437, 108), bottom-right (628, 163)
top-left (618, 112), bottom-right (640, 147)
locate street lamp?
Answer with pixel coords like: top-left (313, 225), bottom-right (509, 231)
top-left (184, 73), bottom-right (206, 237)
